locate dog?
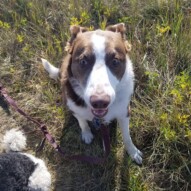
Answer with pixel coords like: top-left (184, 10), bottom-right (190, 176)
top-left (41, 23), bottom-right (142, 164)
top-left (0, 129), bottom-right (51, 191)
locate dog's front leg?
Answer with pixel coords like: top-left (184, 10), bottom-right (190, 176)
top-left (74, 114), bottom-right (94, 144)
top-left (118, 117), bottom-right (142, 165)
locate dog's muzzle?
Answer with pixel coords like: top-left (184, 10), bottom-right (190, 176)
top-left (90, 95), bottom-right (110, 118)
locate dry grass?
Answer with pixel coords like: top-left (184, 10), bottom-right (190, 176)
top-left (0, 0), bottom-right (191, 190)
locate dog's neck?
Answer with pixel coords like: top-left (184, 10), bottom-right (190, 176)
top-left (65, 78), bottom-right (86, 107)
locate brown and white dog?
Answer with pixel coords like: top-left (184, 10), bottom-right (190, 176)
top-left (41, 23), bottom-right (142, 164)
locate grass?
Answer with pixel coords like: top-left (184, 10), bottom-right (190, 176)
top-left (0, 0), bottom-right (191, 190)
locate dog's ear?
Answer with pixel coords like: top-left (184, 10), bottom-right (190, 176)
top-left (106, 23), bottom-right (131, 52)
top-left (65, 25), bottom-right (89, 54)
top-left (106, 23), bottom-right (126, 35)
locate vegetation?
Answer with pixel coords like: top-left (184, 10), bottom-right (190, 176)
top-left (0, 0), bottom-right (191, 190)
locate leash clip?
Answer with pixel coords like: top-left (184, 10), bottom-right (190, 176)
top-left (92, 117), bottom-right (104, 130)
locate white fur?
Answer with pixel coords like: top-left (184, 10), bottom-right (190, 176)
top-left (84, 33), bottom-right (119, 107)
top-left (2, 129), bottom-right (51, 190)
top-left (41, 32), bottom-right (143, 164)
top-left (41, 58), bottom-right (59, 80)
top-left (2, 129), bottom-right (26, 152)
top-left (68, 53), bottom-right (142, 164)
top-left (118, 117), bottom-right (142, 164)
top-left (67, 57), bottom-right (134, 122)
top-left (69, 77), bottom-right (84, 99)
top-left (74, 114), bottom-right (94, 144)
top-left (24, 153), bottom-right (51, 191)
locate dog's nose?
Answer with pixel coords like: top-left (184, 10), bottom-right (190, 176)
top-left (90, 95), bottom-right (110, 109)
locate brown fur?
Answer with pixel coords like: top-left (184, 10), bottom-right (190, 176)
top-left (60, 23), bottom-right (131, 106)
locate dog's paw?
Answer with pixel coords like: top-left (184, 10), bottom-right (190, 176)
top-left (128, 147), bottom-right (143, 165)
top-left (82, 131), bottom-right (94, 144)
top-left (131, 149), bottom-right (143, 165)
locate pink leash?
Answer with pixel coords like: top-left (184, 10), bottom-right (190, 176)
top-left (0, 83), bottom-right (110, 164)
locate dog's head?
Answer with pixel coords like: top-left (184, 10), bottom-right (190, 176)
top-left (65, 23), bottom-right (131, 118)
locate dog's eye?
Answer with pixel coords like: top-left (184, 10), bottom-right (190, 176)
top-left (79, 59), bottom-right (88, 68)
top-left (112, 59), bottom-right (121, 67)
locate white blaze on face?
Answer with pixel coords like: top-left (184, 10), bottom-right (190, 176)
top-left (84, 32), bottom-right (119, 108)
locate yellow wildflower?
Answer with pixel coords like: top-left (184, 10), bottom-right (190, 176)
top-left (157, 25), bottom-right (171, 34)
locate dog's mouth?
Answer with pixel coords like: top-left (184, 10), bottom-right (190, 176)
top-left (91, 109), bottom-right (108, 118)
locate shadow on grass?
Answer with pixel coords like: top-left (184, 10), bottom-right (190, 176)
top-left (0, 86), bottom-right (132, 190)
top-left (0, 96), bottom-right (11, 115)
top-left (53, 114), bottom-right (131, 191)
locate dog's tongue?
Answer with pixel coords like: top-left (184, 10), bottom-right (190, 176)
top-left (92, 109), bottom-right (108, 118)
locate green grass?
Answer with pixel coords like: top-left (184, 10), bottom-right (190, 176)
top-left (0, 0), bottom-right (191, 190)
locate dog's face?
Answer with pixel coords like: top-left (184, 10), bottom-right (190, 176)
top-left (67, 23), bottom-right (131, 118)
